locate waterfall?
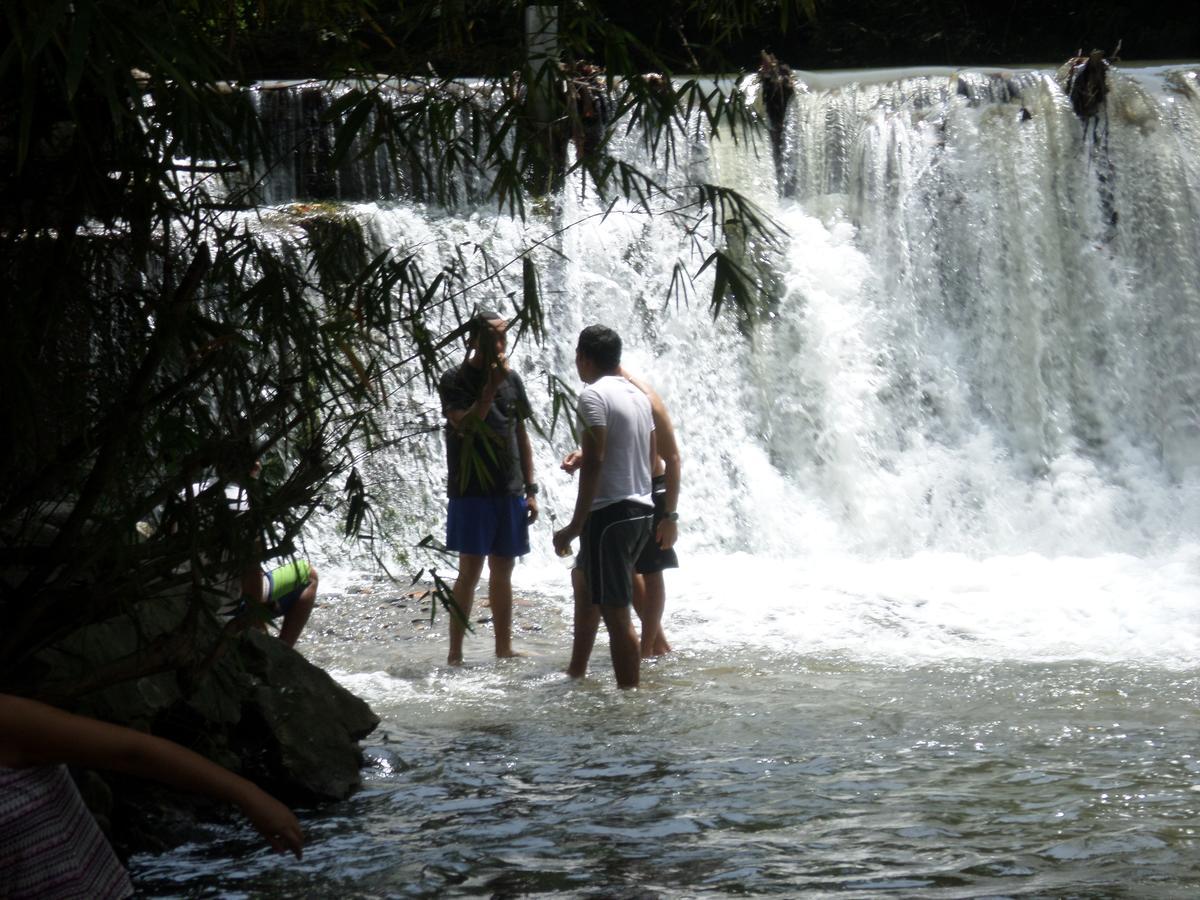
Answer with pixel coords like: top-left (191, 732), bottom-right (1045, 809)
top-left (766, 65), bottom-right (1200, 557)
top-left (244, 66), bottom-right (1200, 580)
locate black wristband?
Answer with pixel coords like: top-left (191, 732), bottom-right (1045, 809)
top-left (664, 511), bottom-right (678, 522)
top-left (525, 482), bottom-right (540, 496)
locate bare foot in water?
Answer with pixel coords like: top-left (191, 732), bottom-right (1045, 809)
top-left (640, 639), bottom-right (672, 659)
top-left (447, 654), bottom-right (464, 666)
top-left (495, 648), bottom-right (525, 659)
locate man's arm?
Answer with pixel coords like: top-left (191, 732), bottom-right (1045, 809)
top-left (516, 418), bottom-right (539, 523)
top-left (0, 694), bottom-right (304, 858)
top-left (561, 448), bottom-right (582, 473)
top-left (651, 398), bottom-right (680, 549)
top-left (443, 366), bottom-right (508, 432)
top-left (621, 369), bottom-right (680, 549)
top-left (554, 425), bottom-right (605, 554)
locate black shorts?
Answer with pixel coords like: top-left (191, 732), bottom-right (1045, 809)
top-left (635, 477), bottom-right (679, 575)
top-left (578, 500), bottom-right (654, 607)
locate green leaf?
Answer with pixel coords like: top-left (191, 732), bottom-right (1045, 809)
top-left (65, 0), bottom-right (94, 99)
top-left (429, 568), bottom-right (471, 630)
top-left (28, 0), bottom-right (72, 57)
top-left (521, 257), bottom-right (541, 338)
top-left (331, 91), bottom-right (375, 168)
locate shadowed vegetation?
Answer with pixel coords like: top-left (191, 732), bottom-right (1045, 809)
top-left (0, 0), bottom-right (793, 701)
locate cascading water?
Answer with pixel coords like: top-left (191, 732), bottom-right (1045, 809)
top-left (131, 66), bottom-right (1200, 897)
top-left (768, 68), bottom-right (1200, 551)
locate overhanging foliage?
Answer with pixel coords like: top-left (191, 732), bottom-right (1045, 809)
top-left (0, 0), bottom-right (792, 696)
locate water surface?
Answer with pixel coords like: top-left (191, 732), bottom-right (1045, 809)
top-left (131, 559), bottom-right (1200, 897)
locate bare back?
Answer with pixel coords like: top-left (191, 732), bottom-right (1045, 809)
top-left (621, 369), bottom-right (679, 478)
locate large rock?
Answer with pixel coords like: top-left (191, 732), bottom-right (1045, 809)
top-left (31, 596), bottom-right (379, 854)
top-left (235, 628), bottom-right (378, 801)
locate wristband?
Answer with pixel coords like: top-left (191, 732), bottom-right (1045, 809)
top-left (664, 511), bottom-right (678, 522)
top-left (525, 482), bottom-right (540, 496)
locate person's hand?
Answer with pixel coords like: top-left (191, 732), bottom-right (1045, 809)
top-left (560, 450), bottom-right (582, 474)
top-left (486, 353), bottom-right (510, 391)
top-left (553, 525), bottom-right (577, 557)
top-left (237, 787), bottom-right (305, 859)
top-left (656, 517), bottom-right (677, 550)
top-left (526, 494), bottom-right (539, 524)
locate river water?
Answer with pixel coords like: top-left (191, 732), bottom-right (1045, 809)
top-left (130, 64), bottom-right (1200, 896)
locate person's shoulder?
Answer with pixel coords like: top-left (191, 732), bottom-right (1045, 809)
top-left (612, 376), bottom-right (647, 404)
top-left (620, 368), bottom-right (655, 398)
top-left (438, 362), bottom-right (466, 386)
top-left (438, 362), bottom-right (475, 397)
top-left (622, 372), bottom-right (666, 409)
top-left (578, 381), bottom-right (605, 410)
top-left (506, 368), bottom-right (529, 392)
top-left (643, 386), bottom-right (669, 423)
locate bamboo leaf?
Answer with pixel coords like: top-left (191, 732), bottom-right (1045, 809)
top-left (338, 339), bottom-right (371, 390)
top-left (429, 568), bottom-right (471, 630)
top-left (522, 256), bottom-right (540, 333)
top-left (331, 92), bottom-right (375, 168)
top-left (29, 0), bottom-right (71, 57)
top-left (65, 0), bottom-right (94, 99)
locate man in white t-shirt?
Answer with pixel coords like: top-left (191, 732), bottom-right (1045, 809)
top-left (553, 325), bottom-right (656, 688)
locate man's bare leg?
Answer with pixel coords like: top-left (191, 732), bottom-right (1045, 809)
top-left (486, 554), bottom-right (519, 658)
top-left (279, 565), bottom-right (318, 647)
top-left (599, 603), bottom-right (640, 689)
top-left (448, 553), bottom-right (485, 665)
top-left (632, 573), bottom-right (647, 631)
top-left (566, 567), bottom-right (599, 678)
top-left (632, 572), bottom-right (671, 658)
top-left (640, 571), bottom-right (671, 656)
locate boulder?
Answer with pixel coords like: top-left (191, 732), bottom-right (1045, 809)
top-left (235, 628), bottom-right (378, 802)
top-left (30, 596), bottom-right (379, 854)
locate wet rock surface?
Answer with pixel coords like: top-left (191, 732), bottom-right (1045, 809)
top-left (37, 597), bottom-right (379, 856)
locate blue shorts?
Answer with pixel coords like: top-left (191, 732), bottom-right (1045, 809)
top-left (446, 496), bottom-right (530, 558)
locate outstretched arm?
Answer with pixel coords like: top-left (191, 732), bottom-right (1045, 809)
top-left (0, 693), bottom-right (304, 858)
